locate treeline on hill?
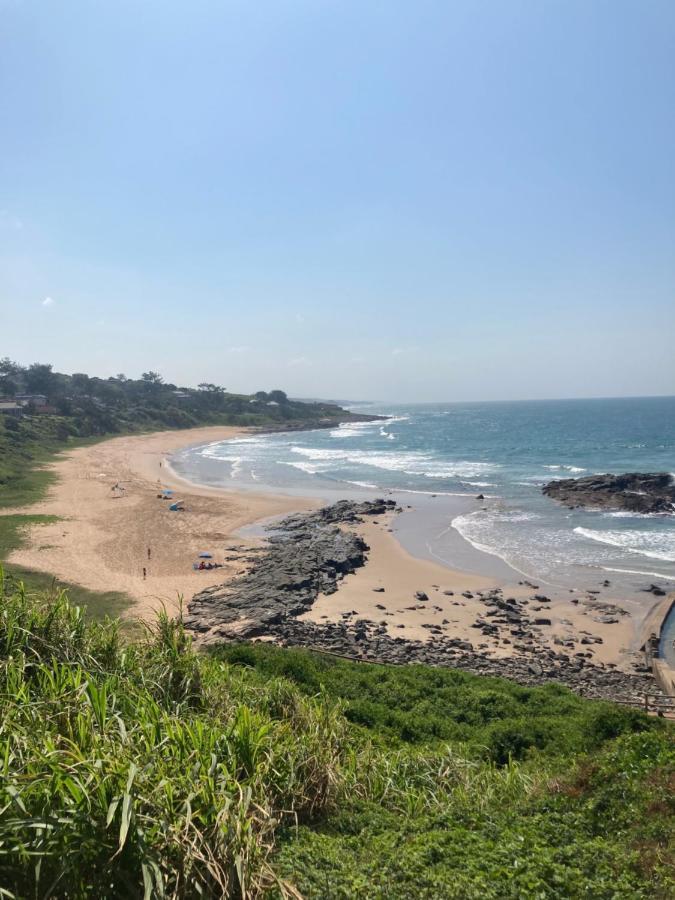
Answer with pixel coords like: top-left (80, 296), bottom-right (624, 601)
top-left (0, 358), bottom-right (362, 505)
top-left (0, 575), bottom-right (672, 899)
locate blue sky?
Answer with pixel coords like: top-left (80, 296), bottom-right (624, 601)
top-left (1, 0), bottom-right (674, 401)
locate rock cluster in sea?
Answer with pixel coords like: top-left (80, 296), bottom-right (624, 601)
top-left (543, 472), bottom-right (675, 514)
top-left (185, 499), bottom-right (397, 638)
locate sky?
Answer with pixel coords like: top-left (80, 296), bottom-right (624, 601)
top-left (1, 0), bottom-right (674, 402)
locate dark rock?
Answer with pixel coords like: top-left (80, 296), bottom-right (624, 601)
top-left (186, 499), bottom-right (396, 640)
top-left (185, 498), bottom-right (661, 710)
top-left (534, 617), bottom-right (552, 626)
top-left (543, 472), bottom-right (675, 515)
top-left (415, 591), bottom-right (429, 601)
top-left (643, 583), bottom-right (666, 596)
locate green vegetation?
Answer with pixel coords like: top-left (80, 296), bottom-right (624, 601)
top-left (0, 358), bottom-right (365, 506)
top-left (0, 578), bottom-right (672, 898)
top-left (0, 359), bottom-right (362, 618)
top-left (210, 642), bottom-right (657, 761)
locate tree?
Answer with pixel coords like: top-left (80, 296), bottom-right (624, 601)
top-left (198, 383), bottom-right (225, 393)
top-left (253, 391), bottom-right (269, 402)
top-left (0, 357), bottom-right (23, 378)
top-left (71, 373), bottom-right (90, 395)
top-left (0, 358), bottom-right (21, 397)
top-left (268, 390), bottom-right (288, 404)
top-left (25, 363), bottom-right (55, 396)
top-left (141, 371), bottom-right (164, 391)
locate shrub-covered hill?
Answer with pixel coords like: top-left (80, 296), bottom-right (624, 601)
top-left (0, 359), bottom-right (371, 506)
top-left (0, 572), bottom-right (672, 899)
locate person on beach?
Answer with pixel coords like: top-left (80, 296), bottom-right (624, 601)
top-left (147, 547), bottom-right (151, 560)
top-left (142, 567), bottom-right (147, 580)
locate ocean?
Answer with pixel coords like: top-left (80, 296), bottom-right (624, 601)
top-left (170, 396), bottom-right (675, 606)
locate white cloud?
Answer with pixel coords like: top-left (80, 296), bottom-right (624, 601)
top-left (42, 296), bottom-right (54, 307)
top-left (228, 345), bottom-right (249, 353)
top-left (392, 346), bottom-right (417, 356)
top-left (288, 356), bottom-right (311, 367)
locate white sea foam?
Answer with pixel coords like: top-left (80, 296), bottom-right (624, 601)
top-left (574, 527), bottom-right (675, 562)
top-left (398, 489), bottom-right (471, 497)
top-left (289, 446), bottom-right (499, 479)
top-left (450, 511), bottom-right (532, 577)
top-left (379, 427), bottom-right (396, 440)
top-left (543, 465), bottom-right (587, 473)
top-left (329, 421), bottom-right (381, 438)
top-left (598, 566), bottom-right (675, 582)
top-left (285, 461), bottom-right (325, 474)
top-left (602, 510), bottom-right (659, 519)
top-left (345, 480), bottom-right (378, 489)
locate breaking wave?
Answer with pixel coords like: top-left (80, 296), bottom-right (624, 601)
top-left (289, 446), bottom-right (499, 479)
top-left (574, 527), bottom-right (675, 562)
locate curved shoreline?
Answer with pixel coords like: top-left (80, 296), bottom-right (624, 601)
top-left (4, 426), bottom-right (659, 674)
top-left (5, 427), bottom-right (316, 619)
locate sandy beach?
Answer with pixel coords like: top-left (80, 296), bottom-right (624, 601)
top-left (6, 427), bottom-right (317, 618)
top-left (300, 514), bottom-right (637, 668)
top-left (5, 426), bottom-right (643, 669)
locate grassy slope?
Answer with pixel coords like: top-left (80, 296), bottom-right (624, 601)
top-left (213, 645), bottom-right (673, 898)
top-left (1, 582), bottom-right (670, 899)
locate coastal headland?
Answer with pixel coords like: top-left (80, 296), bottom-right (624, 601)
top-left (5, 426), bottom-right (669, 702)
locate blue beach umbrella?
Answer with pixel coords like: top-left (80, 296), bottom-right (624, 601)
top-left (198, 552), bottom-right (213, 559)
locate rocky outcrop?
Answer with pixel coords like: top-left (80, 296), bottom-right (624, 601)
top-left (185, 500), bottom-right (397, 640)
top-left (258, 616), bottom-right (656, 706)
top-left (185, 498), bottom-right (660, 707)
top-left (543, 472), bottom-right (675, 514)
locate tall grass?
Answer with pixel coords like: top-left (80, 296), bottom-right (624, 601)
top-left (0, 570), bottom-right (352, 898)
top-left (1, 572), bottom-right (670, 898)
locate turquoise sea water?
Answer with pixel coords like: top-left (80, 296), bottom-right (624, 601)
top-left (171, 397), bottom-right (675, 603)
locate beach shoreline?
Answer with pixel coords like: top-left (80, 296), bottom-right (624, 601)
top-left (5, 426), bottom-right (317, 619)
top-left (4, 425), bottom-right (658, 672)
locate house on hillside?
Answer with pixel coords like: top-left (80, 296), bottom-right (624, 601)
top-left (15, 393), bottom-right (48, 407)
top-left (0, 401), bottom-right (24, 417)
